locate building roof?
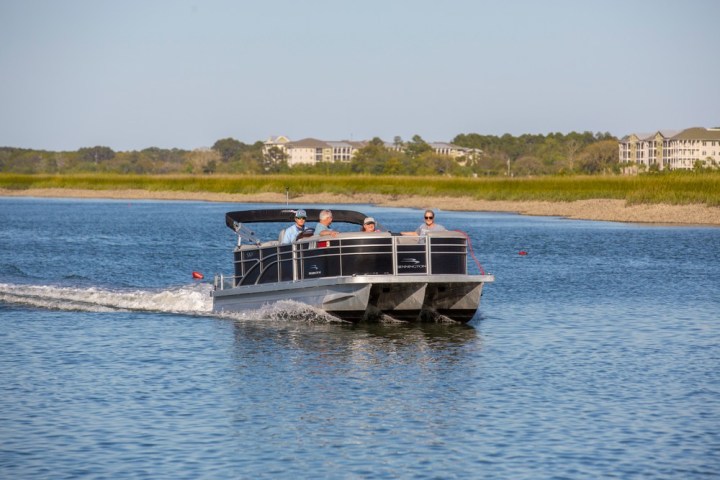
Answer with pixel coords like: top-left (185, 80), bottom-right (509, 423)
top-left (620, 130), bottom-right (681, 142)
top-left (672, 127), bottom-right (720, 141)
top-left (430, 142), bottom-right (469, 150)
top-left (633, 131), bottom-right (680, 140)
top-left (265, 135), bottom-right (290, 144)
top-left (287, 138), bottom-right (329, 148)
top-left (653, 130), bottom-right (682, 139)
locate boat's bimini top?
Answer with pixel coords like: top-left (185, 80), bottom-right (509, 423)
top-left (225, 208), bottom-right (368, 230)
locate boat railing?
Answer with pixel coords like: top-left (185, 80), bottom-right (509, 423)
top-left (214, 231), bottom-right (471, 291)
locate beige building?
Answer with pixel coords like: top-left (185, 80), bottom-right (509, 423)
top-left (384, 141), bottom-right (480, 159)
top-left (326, 141), bottom-right (367, 162)
top-left (263, 136), bottom-right (366, 166)
top-left (263, 135), bottom-right (480, 167)
top-left (619, 127), bottom-right (720, 171)
top-left (284, 138), bottom-right (332, 165)
top-left (429, 142), bottom-right (482, 165)
top-left (428, 142), bottom-right (478, 159)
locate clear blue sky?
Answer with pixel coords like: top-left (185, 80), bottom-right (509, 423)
top-left (1, 0), bottom-right (718, 151)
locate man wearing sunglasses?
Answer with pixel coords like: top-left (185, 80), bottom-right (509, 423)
top-left (403, 209), bottom-right (447, 236)
top-left (281, 209), bottom-right (308, 244)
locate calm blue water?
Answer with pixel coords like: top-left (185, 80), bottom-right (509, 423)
top-left (1, 197), bottom-right (718, 479)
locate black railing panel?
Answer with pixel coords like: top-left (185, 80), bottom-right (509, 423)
top-left (230, 233), bottom-right (471, 287)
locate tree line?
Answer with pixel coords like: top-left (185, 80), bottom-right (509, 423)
top-left (0, 131), bottom-right (621, 176)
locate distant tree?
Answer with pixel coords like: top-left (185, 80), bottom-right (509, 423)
top-left (514, 155), bottom-right (544, 176)
top-left (203, 159), bottom-right (217, 174)
top-left (3, 150), bottom-right (45, 173)
top-left (467, 153), bottom-right (504, 176)
top-left (118, 150), bottom-right (152, 174)
top-left (404, 135), bottom-right (432, 159)
top-left (416, 151), bottom-right (454, 175)
top-left (351, 137), bottom-right (390, 174)
top-left (694, 158), bottom-right (719, 171)
top-left (263, 146), bottom-right (288, 173)
top-left (231, 151), bottom-right (264, 174)
top-left (577, 139), bottom-right (619, 174)
top-left (563, 139), bottom-right (581, 172)
top-left (382, 155), bottom-right (404, 175)
top-left (212, 138), bottom-right (249, 162)
top-left (78, 146), bottom-right (115, 164)
top-left (594, 131), bottom-right (615, 141)
top-left (51, 152), bottom-right (70, 172)
top-left (186, 149), bottom-right (222, 174)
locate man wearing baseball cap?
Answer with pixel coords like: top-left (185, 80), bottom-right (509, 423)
top-left (281, 209), bottom-right (307, 244)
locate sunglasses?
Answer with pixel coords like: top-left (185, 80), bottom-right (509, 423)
top-left (296, 217), bottom-right (306, 220)
top-left (424, 216), bottom-right (434, 219)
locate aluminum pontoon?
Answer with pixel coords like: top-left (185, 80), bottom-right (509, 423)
top-left (212, 208), bottom-right (494, 322)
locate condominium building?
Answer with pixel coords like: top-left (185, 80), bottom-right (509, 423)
top-left (619, 127), bottom-right (720, 171)
top-left (263, 136), bottom-right (366, 166)
top-left (263, 136), bottom-right (479, 167)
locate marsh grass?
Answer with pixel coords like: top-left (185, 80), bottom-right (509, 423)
top-left (1, 173), bottom-right (719, 206)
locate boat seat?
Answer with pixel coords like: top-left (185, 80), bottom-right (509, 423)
top-left (261, 240), bottom-right (280, 247)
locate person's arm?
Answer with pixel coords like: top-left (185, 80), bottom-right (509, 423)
top-left (399, 224), bottom-right (422, 236)
top-left (314, 223), bottom-right (337, 237)
top-left (313, 223), bottom-right (326, 236)
top-left (281, 227), bottom-right (295, 244)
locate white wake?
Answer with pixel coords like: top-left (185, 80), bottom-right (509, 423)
top-left (0, 282), bottom-right (346, 323)
top-left (0, 282), bottom-right (213, 314)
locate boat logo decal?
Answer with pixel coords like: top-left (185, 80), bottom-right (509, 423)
top-left (398, 257), bottom-right (425, 270)
top-left (400, 258), bottom-right (420, 264)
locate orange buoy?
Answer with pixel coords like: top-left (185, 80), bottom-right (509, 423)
top-left (192, 271), bottom-right (204, 279)
top-left (519, 250), bottom-right (528, 256)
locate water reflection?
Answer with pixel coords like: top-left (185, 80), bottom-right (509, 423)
top-left (340, 320), bottom-right (479, 345)
top-left (229, 318), bottom-right (481, 367)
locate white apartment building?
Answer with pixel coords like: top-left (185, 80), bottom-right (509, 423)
top-left (619, 127), bottom-right (720, 171)
top-left (263, 135), bottom-right (478, 167)
top-left (429, 142), bottom-right (474, 158)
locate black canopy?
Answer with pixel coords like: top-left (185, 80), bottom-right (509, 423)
top-left (225, 208), bottom-right (368, 230)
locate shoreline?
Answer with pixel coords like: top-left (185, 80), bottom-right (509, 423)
top-left (1, 187), bottom-right (719, 226)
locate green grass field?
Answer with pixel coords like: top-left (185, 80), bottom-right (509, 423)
top-left (1, 173), bottom-right (719, 206)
